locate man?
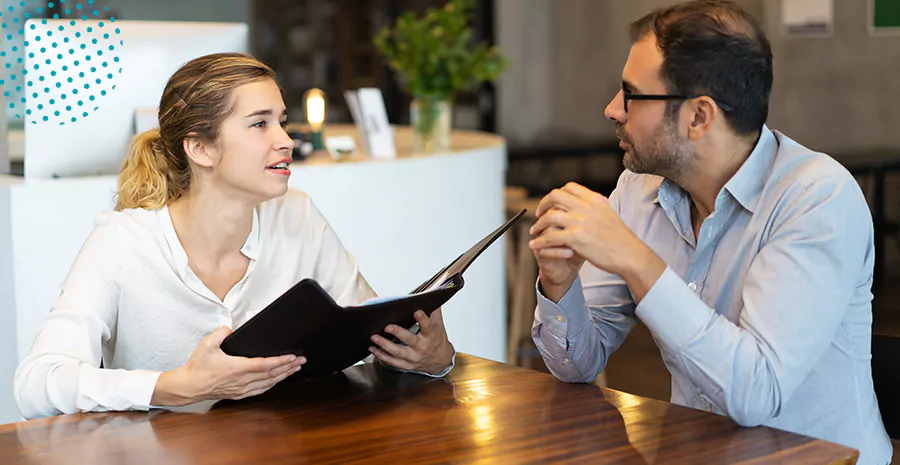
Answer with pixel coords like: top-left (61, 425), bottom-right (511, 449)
top-left (528, 1), bottom-right (891, 463)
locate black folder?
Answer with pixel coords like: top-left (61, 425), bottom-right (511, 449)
top-left (220, 209), bottom-right (527, 379)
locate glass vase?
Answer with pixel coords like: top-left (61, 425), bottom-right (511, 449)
top-left (410, 98), bottom-right (451, 154)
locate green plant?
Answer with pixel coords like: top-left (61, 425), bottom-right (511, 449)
top-left (373, 0), bottom-right (509, 102)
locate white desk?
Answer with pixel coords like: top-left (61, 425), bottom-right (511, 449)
top-left (0, 125), bottom-right (508, 424)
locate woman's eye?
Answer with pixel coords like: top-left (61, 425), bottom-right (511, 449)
top-left (252, 120), bottom-right (266, 128)
top-left (279, 120), bottom-right (288, 128)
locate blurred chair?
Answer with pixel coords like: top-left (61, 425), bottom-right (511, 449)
top-left (505, 186), bottom-right (540, 368)
top-left (872, 332), bottom-right (900, 464)
top-left (872, 332), bottom-right (900, 439)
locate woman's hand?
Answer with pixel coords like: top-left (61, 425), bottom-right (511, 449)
top-left (151, 326), bottom-right (306, 406)
top-left (369, 308), bottom-right (455, 376)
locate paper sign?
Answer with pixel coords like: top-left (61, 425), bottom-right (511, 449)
top-left (356, 88), bottom-right (396, 159)
top-left (782, 0), bottom-right (833, 36)
top-left (343, 90), bottom-right (370, 154)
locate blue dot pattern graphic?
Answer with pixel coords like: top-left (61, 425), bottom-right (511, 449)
top-left (2, 1), bottom-right (121, 125)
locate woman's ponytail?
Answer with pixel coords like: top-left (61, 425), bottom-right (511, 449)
top-left (114, 128), bottom-right (171, 211)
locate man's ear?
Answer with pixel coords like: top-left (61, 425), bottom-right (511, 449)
top-left (686, 96), bottom-right (717, 141)
top-left (183, 134), bottom-right (215, 168)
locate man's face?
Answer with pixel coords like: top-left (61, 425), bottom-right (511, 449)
top-left (604, 34), bottom-right (693, 180)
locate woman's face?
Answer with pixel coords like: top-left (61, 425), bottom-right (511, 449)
top-left (202, 78), bottom-right (295, 204)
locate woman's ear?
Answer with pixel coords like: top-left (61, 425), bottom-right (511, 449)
top-left (183, 134), bottom-right (216, 168)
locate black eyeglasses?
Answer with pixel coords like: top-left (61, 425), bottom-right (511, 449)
top-left (623, 91), bottom-right (733, 113)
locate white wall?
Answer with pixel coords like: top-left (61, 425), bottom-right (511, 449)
top-left (0, 185), bottom-right (16, 424)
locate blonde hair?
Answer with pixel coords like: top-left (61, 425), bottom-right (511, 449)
top-left (115, 53), bottom-right (276, 210)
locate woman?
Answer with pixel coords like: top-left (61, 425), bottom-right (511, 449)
top-left (14, 53), bottom-right (455, 419)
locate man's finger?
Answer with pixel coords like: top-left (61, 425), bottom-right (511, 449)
top-left (530, 210), bottom-right (572, 237)
top-left (536, 247), bottom-right (575, 260)
top-left (561, 182), bottom-right (605, 202)
top-left (530, 230), bottom-right (574, 251)
top-left (536, 189), bottom-right (581, 218)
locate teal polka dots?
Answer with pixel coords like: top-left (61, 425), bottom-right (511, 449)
top-left (8, 2), bottom-right (121, 124)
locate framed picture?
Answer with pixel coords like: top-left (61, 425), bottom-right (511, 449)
top-left (870, 0), bottom-right (900, 36)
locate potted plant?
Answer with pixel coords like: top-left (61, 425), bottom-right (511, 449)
top-left (374, 0), bottom-right (508, 154)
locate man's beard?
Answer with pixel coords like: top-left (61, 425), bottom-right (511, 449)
top-left (618, 118), bottom-right (693, 181)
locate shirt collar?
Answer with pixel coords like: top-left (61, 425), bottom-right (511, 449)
top-left (160, 205), bottom-right (260, 279)
top-left (722, 125), bottom-right (777, 214)
top-left (652, 125), bottom-right (777, 214)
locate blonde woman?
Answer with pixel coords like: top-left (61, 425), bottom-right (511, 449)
top-left (14, 53), bottom-right (455, 419)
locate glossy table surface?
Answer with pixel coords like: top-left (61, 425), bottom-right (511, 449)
top-left (0, 355), bottom-right (858, 464)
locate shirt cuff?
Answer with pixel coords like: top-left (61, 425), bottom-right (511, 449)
top-left (85, 368), bottom-right (162, 411)
top-left (634, 266), bottom-right (711, 352)
top-left (535, 275), bottom-right (590, 339)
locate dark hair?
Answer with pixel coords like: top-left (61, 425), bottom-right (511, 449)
top-left (115, 53), bottom-right (276, 210)
top-left (630, 0), bottom-right (772, 136)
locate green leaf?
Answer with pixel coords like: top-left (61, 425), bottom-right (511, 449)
top-left (372, 0), bottom-right (508, 101)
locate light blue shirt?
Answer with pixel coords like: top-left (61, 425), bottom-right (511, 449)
top-left (533, 126), bottom-right (892, 464)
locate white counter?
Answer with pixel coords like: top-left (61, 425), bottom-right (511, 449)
top-left (0, 125), bottom-right (508, 424)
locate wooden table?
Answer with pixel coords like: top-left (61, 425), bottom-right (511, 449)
top-left (0, 355), bottom-right (857, 464)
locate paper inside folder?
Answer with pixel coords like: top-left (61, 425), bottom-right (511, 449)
top-left (360, 279), bottom-right (455, 306)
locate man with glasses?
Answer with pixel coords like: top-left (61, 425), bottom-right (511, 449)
top-left (528, 1), bottom-right (891, 462)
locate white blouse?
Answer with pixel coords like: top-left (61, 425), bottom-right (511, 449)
top-left (14, 190), bottom-right (379, 419)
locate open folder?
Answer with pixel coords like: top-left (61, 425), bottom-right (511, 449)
top-left (220, 209), bottom-right (527, 379)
